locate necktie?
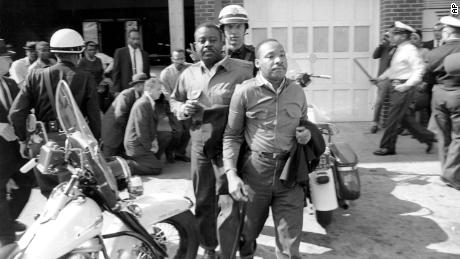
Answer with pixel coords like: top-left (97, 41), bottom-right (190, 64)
top-left (132, 49), bottom-right (137, 74)
top-left (0, 78), bottom-right (12, 110)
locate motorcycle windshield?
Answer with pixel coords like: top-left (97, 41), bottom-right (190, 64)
top-left (55, 80), bottom-right (118, 194)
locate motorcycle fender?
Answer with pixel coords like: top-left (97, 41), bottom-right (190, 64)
top-left (17, 197), bottom-right (103, 259)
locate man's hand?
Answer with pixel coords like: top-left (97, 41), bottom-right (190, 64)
top-left (19, 141), bottom-right (28, 159)
top-left (183, 100), bottom-right (202, 116)
top-left (394, 84), bottom-right (411, 93)
top-left (296, 126), bottom-right (311, 145)
top-left (186, 43), bottom-right (200, 63)
top-left (295, 73), bottom-right (312, 88)
top-left (227, 169), bottom-right (249, 202)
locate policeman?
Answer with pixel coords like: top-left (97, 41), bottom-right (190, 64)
top-left (170, 22), bottom-right (253, 259)
top-left (218, 5), bottom-right (255, 64)
top-left (9, 28), bottom-right (101, 198)
top-left (425, 16), bottom-right (460, 190)
top-left (373, 21), bottom-right (436, 156)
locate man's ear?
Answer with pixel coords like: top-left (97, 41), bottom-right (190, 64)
top-left (254, 58), bottom-right (260, 69)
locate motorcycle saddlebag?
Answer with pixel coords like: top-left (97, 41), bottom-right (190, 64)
top-left (329, 142), bottom-right (360, 200)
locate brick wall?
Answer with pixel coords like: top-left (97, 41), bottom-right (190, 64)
top-left (194, 0), bottom-right (244, 26)
top-left (380, 0), bottom-right (424, 33)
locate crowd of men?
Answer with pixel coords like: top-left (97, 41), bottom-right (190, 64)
top-left (1, 4), bottom-right (460, 259)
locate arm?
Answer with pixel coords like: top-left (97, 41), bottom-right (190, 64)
top-left (84, 75), bottom-right (101, 139)
top-left (159, 69), bottom-right (173, 101)
top-left (112, 49), bottom-right (122, 93)
top-left (169, 73), bottom-right (190, 120)
top-left (113, 92), bottom-right (131, 126)
top-left (8, 75), bottom-right (33, 141)
top-left (372, 44), bottom-right (386, 59)
top-left (223, 85), bottom-right (246, 172)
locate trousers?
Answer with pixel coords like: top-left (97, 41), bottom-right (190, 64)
top-left (373, 79), bottom-right (391, 123)
top-left (380, 85), bottom-right (436, 151)
top-left (432, 85), bottom-right (460, 185)
top-left (169, 114), bottom-right (191, 156)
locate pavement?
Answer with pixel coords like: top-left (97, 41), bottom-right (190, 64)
top-left (17, 122), bottom-right (460, 258)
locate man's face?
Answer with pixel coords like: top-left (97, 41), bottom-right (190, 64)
top-left (255, 41), bottom-right (287, 82)
top-left (171, 51), bottom-right (185, 69)
top-left (85, 45), bottom-right (97, 58)
top-left (26, 50), bottom-right (37, 62)
top-left (146, 79), bottom-right (162, 100)
top-left (391, 31), bottom-right (407, 45)
top-left (128, 31), bottom-right (141, 49)
top-left (194, 26), bottom-right (224, 64)
top-left (0, 56), bottom-right (12, 76)
top-left (223, 23), bottom-right (246, 48)
top-left (410, 33), bottom-right (421, 47)
top-left (37, 45), bottom-right (51, 60)
top-left (434, 25), bottom-right (443, 40)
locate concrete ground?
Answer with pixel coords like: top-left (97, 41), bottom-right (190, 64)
top-left (18, 122), bottom-right (460, 258)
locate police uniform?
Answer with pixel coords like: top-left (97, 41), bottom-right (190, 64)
top-left (170, 56), bottom-right (253, 253)
top-left (425, 16), bottom-right (460, 189)
top-left (9, 61), bottom-right (101, 197)
top-left (374, 21), bottom-right (436, 156)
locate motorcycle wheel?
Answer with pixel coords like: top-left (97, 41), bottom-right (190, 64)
top-left (151, 211), bottom-right (199, 259)
top-left (316, 210), bottom-right (333, 228)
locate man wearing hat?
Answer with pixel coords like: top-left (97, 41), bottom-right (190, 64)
top-left (424, 16), bottom-right (460, 190)
top-left (28, 41), bottom-right (55, 72)
top-left (373, 21), bottom-right (436, 156)
top-left (0, 41), bottom-right (34, 247)
top-left (9, 41), bottom-right (37, 87)
top-left (101, 73), bottom-right (147, 157)
top-left (9, 29), bottom-right (101, 198)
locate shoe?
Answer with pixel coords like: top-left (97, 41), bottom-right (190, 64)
top-left (166, 152), bottom-right (175, 163)
top-left (175, 153), bottom-right (191, 162)
top-left (426, 142), bottom-right (433, 154)
top-left (373, 148), bottom-right (396, 156)
top-left (370, 125), bottom-right (379, 134)
top-left (440, 176), bottom-right (460, 191)
top-left (203, 249), bottom-right (218, 259)
top-left (14, 221), bottom-right (27, 232)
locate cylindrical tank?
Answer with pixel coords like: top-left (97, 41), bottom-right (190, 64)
top-left (309, 168), bottom-right (338, 211)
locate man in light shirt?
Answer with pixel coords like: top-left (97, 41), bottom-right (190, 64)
top-left (9, 41), bottom-right (37, 87)
top-left (373, 21), bottom-right (436, 156)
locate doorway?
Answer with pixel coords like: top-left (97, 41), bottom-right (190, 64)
top-left (100, 21), bottom-right (126, 57)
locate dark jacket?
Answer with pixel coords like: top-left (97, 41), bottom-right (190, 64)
top-left (372, 43), bottom-right (395, 76)
top-left (279, 120), bottom-right (325, 188)
top-left (112, 46), bottom-right (150, 93)
top-left (424, 39), bottom-right (460, 88)
top-left (9, 61), bottom-right (101, 140)
top-left (0, 77), bottom-right (18, 123)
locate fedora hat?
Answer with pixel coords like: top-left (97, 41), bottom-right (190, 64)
top-left (129, 73), bottom-right (148, 86)
top-left (0, 39), bottom-right (15, 57)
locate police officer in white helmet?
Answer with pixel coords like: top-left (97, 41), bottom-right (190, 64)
top-left (9, 28), bottom-right (101, 198)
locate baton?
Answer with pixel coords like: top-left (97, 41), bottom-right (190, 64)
top-left (310, 74), bottom-right (331, 79)
top-left (353, 58), bottom-right (373, 81)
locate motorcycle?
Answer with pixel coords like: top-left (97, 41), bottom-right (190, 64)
top-left (0, 80), bottom-right (199, 259)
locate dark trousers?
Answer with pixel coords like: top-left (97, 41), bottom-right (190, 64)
top-left (156, 130), bottom-right (173, 159)
top-left (0, 139), bottom-right (34, 246)
top-left (190, 135), bottom-right (226, 250)
top-left (169, 116), bottom-right (191, 155)
top-left (432, 85), bottom-right (460, 185)
top-left (373, 79), bottom-right (391, 123)
top-left (380, 86), bottom-right (436, 151)
top-left (237, 151), bottom-right (304, 259)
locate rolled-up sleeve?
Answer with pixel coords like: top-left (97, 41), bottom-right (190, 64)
top-left (223, 85), bottom-right (246, 172)
top-left (170, 73), bottom-right (189, 120)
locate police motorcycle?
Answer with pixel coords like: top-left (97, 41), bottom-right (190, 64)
top-left (292, 70), bottom-right (361, 228)
top-left (0, 81), bottom-right (199, 259)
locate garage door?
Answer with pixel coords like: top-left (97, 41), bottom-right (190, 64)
top-left (244, 0), bottom-right (380, 121)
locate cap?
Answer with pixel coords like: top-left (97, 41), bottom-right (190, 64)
top-left (0, 39), bottom-right (16, 57)
top-left (129, 73), bottom-right (148, 86)
top-left (444, 52), bottom-right (460, 76)
top-left (393, 21), bottom-right (416, 33)
top-left (440, 16), bottom-right (460, 28)
top-left (23, 41), bottom-right (37, 50)
top-left (35, 41), bottom-right (50, 50)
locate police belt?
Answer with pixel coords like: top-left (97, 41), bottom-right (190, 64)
top-left (43, 120), bottom-right (61, 133)
top-left (250, 149), bottom-right (290, 160)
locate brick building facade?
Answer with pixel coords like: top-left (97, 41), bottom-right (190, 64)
top-left (194, 0), bottom-right (244, 25)
top-left (380, 0), bottom-right (424, 34)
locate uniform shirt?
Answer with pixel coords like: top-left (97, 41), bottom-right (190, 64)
top-left (9, 57), bottom-right (33, 86)
top-left (223, 73), bottom-right (309, 171)
top-left (226, 44), bottom-right (256, 75)
top-left (170, 56), bottom-right (253, 121)
top-left (380, 41), bottom-right (425, 87)
top-left (159, 63), bottom-right (191, 100)
top-left (9, 61), bottom-right (101, 141)
top-left (424, 39), bottom-right (460, 88)
top-left (101, 87), bottom-right (141, 148)
top-left (128, 45), bottom-right (143, 75)
top-left (124, 94), bottom-right (158, 156)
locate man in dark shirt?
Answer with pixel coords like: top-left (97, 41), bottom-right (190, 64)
top-left (9, 29), bottom-right (100, 198)
top-left (424, 16), bottom-right (460, 190)
top-left (78, 41), bottom-right (104, 85)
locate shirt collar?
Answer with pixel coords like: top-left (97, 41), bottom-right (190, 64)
top-left (255, 72), bottom-right (287, 93)
top-left (128, 45), bottom-right (138, 53)
top-left (199, 56), bottom-right (230, 73)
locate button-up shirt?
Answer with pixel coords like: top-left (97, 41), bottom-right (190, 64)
top-left (128, 45), bottom-right (143, 75)
top-left (9, 57), bottom-right (33, 86)
top-left (223, 73), bottom-right (309, 171)
top-left (159, 63), bottom-right (191, 100)
top-left (380, 41), bottom-right (425, 87)
top-left (170, 56), bottom-right (253, 121)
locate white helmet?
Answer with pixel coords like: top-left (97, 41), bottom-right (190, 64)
top-left (218, 5), bottom-right (249, 25)
top-left (50, 28), bottom-right (85, 54)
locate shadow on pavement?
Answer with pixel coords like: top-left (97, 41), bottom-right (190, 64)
top-left (255, 167), bottom-right (457, 259)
